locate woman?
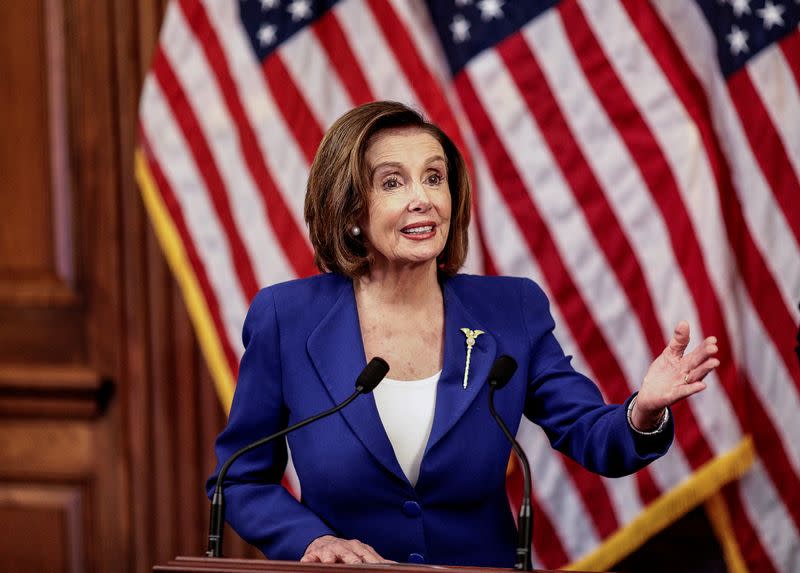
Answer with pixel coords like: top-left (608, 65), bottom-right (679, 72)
top-left (208, 101), bottom-right (719, 567)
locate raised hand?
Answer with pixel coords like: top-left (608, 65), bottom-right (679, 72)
top-left (632, 321), bottom-right (719, 431)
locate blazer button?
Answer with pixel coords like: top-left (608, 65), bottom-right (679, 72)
top-left (402, 500), bottom-right (422, 517)
top-left (408, 553), bottom-right (425, 564)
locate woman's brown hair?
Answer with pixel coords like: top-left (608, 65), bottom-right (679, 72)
top-left (304, 101), bottom-right (471, 277)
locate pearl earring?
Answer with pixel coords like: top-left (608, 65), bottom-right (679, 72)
top-left (351, 226), bottom-right (361, 236)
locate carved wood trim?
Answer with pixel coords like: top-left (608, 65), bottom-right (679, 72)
top-left (0, 365), bottom-right (113, 418)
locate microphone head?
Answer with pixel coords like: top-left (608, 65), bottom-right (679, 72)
top-left (488, 355), bottom-right (518, 389)
top-left (356, 357), bottom-right (390, 393)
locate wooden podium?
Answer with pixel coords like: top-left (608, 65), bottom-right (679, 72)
top-left (153, 557), bottom-right (576, 573)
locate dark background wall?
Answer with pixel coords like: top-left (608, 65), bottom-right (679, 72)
top-left (0, 2), bottom-right (723, 572)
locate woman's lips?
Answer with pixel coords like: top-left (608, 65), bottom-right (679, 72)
top-left (400, 223), bottom-right (437, 240)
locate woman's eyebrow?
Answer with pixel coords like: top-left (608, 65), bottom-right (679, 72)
top-left (370, 161), bottom-right (404, 178)
top-left (425, 155), bottom-right (447, 166)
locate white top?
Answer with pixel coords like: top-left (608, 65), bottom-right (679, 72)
top-left (372, 370), bottom-right (441, 486)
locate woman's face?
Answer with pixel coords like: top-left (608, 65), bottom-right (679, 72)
top-left (362, 127), bottom-right (452, 272)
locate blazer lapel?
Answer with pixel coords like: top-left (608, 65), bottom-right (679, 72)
top-left (425, 280), bottom-right (497, 455)
top-left (306, 281), bottom-right (407, 483)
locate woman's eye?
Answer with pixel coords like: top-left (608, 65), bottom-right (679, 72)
top-left (382, 176), bottom-right (401, 190)
top-left (426, 173), bottom-right (443, 185)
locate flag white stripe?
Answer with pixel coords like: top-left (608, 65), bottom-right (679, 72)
top-left (386, 0), bottom-right (454, 87)
top-left (280, 25), bottom-right (354, 129)
top-left (652, 0), bottom-right (800, 316)
top-left (163, 6), bottom-right (295, 287)
top-left (747, 49), bottom-right (800, 182)
top-left (522, 10), bottom-right (745, 459)
top-left (140, 77), bottom-right (248, 352)
top-left (334, 1), bottom-right (417, 107)
top-left (740, 459), bottom-right (800, 572)
top-left (202, 0), bottom-right (311, 235)
top-left (738, 277), bottom-right (800, 474)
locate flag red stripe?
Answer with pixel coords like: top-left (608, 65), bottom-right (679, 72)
top-left (621, 0), bottom-right (800, 396)
top-left (456, 71), bottom-right (659, 530)
top-left (261, 54), bottom-right (325, 166)
top-left (563, 0), bottom-right (800, 530)
top-left (529, 493), bottom-right (570, 569)
top-left (506, 460), bottom-right (570, 568)
top-left (498, 33), bottom-right (713, 472)
top-left (139, 127), bottom-right (241, 378)
top-left (313, 11), bottom-right (375, 105)
top-left (779, 30), bottom-right (800, 91)
top-left (727, 71), bottom-right (800, 246)
top-left (179, 0), bottom-right (316, 278)
top-left (559, 457), bottom-right (619, 538)
top-left (722, 481), bottom-right (779, 573)
top-left (152, 47), bottom-right (261, 301)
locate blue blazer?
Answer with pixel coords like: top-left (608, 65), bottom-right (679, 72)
top-left (208, 273), bottom-right (672, 567)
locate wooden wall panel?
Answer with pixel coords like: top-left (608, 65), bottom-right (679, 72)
top-left (0, 0), bottom-right (56, 276)
top-left (0, 0), bottom-right (83, 365)
top-left (0, 484), bottom-right (85, 573)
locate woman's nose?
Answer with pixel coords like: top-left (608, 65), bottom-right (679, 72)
top-left (408, 182), bottom-right (432, 211)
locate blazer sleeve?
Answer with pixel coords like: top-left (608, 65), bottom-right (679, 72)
top-left (206, 288), bottom-right (336, 559)
top-left (519, 278), bottom-right (673, 477)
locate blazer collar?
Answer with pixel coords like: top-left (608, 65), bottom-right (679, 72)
top-left (307, 279), bottom-right (406, 482)
top-left (306, 276), bottom-right (497, 483)
top-left (425, 279), bottom-right (497, 455)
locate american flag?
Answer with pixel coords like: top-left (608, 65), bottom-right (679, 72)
top-left (135, 0), bottom-right (800, 570)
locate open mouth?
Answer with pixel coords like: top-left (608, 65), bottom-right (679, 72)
top-left (401, 223), bottom-right (436, 236)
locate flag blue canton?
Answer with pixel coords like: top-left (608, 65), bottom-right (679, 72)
top-left (426, 0), bottom-right (559, 75)
top-left (239, 0), bottom-right (341, 60)
top-left (695, 0), bottom-right (800, 77)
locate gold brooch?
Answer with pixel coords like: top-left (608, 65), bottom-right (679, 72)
top-left (460, 328), bottom-right (485, 389)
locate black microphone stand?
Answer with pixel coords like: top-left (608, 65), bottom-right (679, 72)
top-left (487, 357), bottom-right (533, 571)
top-left (206, 357), bottom-right (388, 557)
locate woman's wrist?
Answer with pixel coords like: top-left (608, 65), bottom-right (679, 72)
top-left (627, 395), bottom-right (669, 434)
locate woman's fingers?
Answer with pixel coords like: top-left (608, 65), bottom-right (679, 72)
top-left (666, 320), bottom-right (691, 356)
top-left (301, 536), bottom-right (390, 564)
top-left (682, 337), bottom-right (719, 375)
top-left (354, 541), bottom-right (388, 564)
top-left (685, 356), bottom-right (721, 384)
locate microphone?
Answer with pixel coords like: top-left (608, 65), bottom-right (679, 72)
top-left (206, 357), bottom-right (390, 558)
top-left (487, 356), bottom-right (533, 571)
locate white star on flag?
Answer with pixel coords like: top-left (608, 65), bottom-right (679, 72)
top-left (455, 0), bottom-right (473, 6)
top-left (727, 25), bottom-right (749, 55)
top-left (450, 14), bottom-right (471, 43)
top-left (257, 23), bottom-right (277, 46)
top-left (259, 0), bottom-right (279, 10)
top-left (756, 1), bottom-right (785, 29)
top-left (287, 0), bottom-right (312, 22)
top-left (730, 0), bottom-right (752, 17)
top-left (477, 0), bottom-right (505, 21)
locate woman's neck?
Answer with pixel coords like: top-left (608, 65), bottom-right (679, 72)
top-left (354, 260), bottom-right (441, 307)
